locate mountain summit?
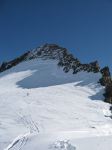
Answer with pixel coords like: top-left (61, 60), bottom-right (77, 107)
top-left (0, 44), bottom-right (112, 150)
top-left (0, 44), bottom-right (112, 103)
top-left (0, 44), bottom-right (100, 74)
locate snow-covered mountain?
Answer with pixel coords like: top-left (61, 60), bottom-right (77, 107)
top-left (0, 44), bottom-right (112, 150)
top-left (0, 44), bottom-right (100, 74)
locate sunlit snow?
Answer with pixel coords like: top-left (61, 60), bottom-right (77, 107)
top-left (0, 59), bottom-right (112, 150)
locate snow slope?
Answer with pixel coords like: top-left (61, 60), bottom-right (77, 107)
top-left (0, 59), bottom-right (112, 150)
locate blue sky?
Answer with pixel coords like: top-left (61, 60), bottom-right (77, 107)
top-left (0, 0), bottom-right (112, 69)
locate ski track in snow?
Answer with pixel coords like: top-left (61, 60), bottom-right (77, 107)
top-left (4, 133), bottom-right (29, 150)
top-left (17, 113), bottom-right (39, 133)
top-left (0, 59), bottom-right (112, 150)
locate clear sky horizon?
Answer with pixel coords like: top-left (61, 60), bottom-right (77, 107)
top-left (0, 0), bottom-right (112, 70)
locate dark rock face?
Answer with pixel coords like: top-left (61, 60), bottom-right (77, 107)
top-left (100, 67), bottom-right (111, 86)
top-left (101, 67), bottom-right (111, 80)
top-left (99, 67), bottom-right (112, 103)
top-left (104, 84), bottom-right (112, 103)
top-left (89, 61), bottom-right (100, 73)
top-left (0, 51), bottom-right (30, 72)
top-left (81, 61), bottom-right (100, 73)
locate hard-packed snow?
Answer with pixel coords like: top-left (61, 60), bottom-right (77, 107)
top-left (0, 59), bottom-right (112, 150)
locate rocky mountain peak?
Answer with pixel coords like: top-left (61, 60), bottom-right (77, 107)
top-left (26, 43), bottom-right (100, 74)
top-left (27, 43), bottom-right (69, 60)
top-left (0, 43), bottom-right (101, 75)
top-left (0, 43), bottom-right (112, 104)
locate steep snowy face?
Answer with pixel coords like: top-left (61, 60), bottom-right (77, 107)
top-left (0, 59), bottom-right (112, 150)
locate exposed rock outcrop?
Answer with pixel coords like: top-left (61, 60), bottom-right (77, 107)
top-left (0, 51), bottom-right (30, 72)
top-left (99, 67), bottom-right (112, 103)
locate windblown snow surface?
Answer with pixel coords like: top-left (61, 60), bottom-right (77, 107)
top-left (0, 59), bottom-right (112, 150)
